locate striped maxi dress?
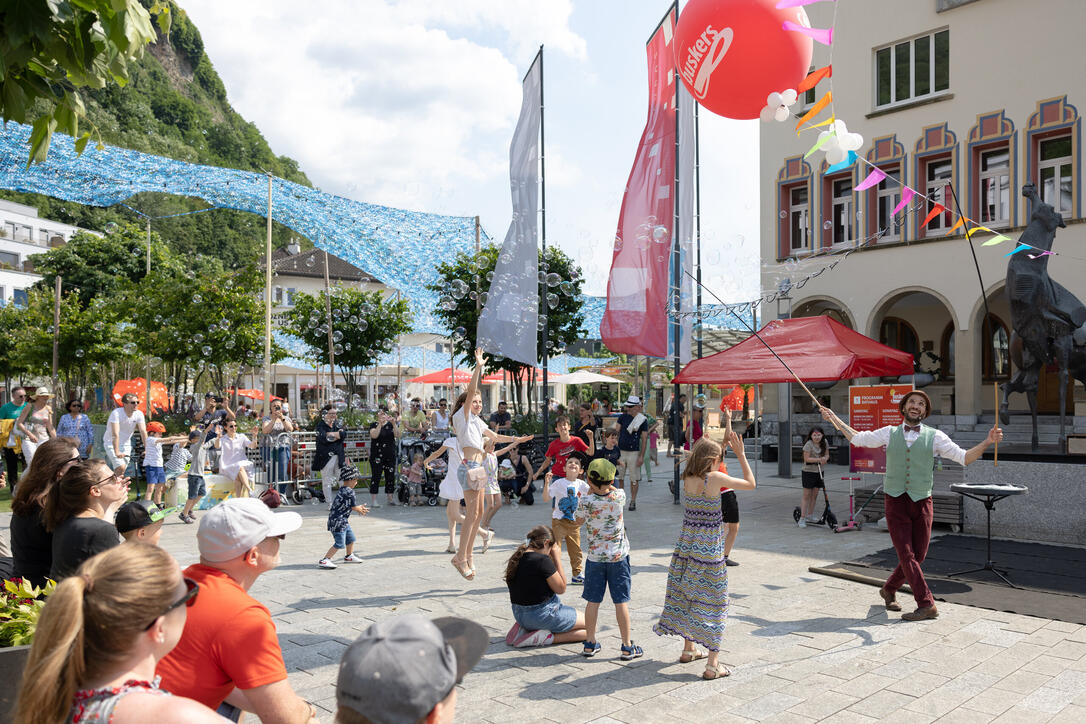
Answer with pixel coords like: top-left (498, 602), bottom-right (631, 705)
top-left (652, 478), bottom-right (729, 651)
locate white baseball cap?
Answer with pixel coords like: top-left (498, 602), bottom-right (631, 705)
top-left (197, 497), bottom-right (303, 562)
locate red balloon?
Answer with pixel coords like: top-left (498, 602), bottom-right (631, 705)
top-left (674, 0), bottom-right (814, 120)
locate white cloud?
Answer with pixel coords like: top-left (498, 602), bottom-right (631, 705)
top-left (181, 1), bottom-right (586, 212)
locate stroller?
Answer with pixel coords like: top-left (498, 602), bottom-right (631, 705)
top-left (792, 465), bottom-right (838, 528)
top-left (397, 437), bottom-right (442, 506)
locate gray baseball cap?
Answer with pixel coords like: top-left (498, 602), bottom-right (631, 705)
top-left (336, 615), bottom-right (488, 724)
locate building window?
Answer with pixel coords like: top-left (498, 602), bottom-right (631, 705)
top-left (982, 315), bottom-right (1010, 379)
top-left (788, 185), bottom-right (811, 252)
top-left (828, 177), bottom-right (854, 246)
top-left (38, 229), bottom-right (49, 244)
top-left (1038, 135), bottom-right (1073, 213)
top-left (977, 147), bottom-right (1011, 226)
top-left (880, 317), bottom-right (919, 362)
top-left (875, 165), bottom-right (903, 241)
top-left (12, 289), bottom-right (28, 308)
top-left (920, 155), bottom-right (953, 234)
top-left (273, 286), bottom-right (283, 304)
top-left (875, 29), bottom-right (949, 109)
top-left (0, 251), bottom-right (18, 268)
top-left (286, 288), bottom-right (296, 307)
top-left (940, 323), bottom-right (955, 379)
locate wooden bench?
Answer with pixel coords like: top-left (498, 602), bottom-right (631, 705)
top-left (854, 484), bottom-right (963, 532)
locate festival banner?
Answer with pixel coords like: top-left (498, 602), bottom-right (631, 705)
top-left (848, 383), bottom-right (911, 473)
top-left (477, 51), bottom-right (542, 366)
top-left (600, 8), bottom-right (678, 357)
top-left (675, 77), bottom-right (695, 365)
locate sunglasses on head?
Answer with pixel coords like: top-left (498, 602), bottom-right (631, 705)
top-left (144, 578), bottom-right (199, 630)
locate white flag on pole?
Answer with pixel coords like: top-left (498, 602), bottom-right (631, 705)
top-left (478, 53), bottom-right (542, 366)
top-left (676, 79), bottom-right (695, 364)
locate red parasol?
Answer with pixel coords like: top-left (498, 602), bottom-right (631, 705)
top-left (230, 388), bottom-right (283, 401)
top-left (407, 368), bottom-right (473, 384)
top-left (111, 378), bottom-right (170, 415)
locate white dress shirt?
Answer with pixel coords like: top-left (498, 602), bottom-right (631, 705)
top-left (850, 424), bottom-right (967, 466)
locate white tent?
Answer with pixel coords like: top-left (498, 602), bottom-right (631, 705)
top-left (551, 370), bottom-right (623, 385)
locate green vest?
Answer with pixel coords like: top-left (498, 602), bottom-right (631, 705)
top-left (884, 425), bottom-right (935, 501)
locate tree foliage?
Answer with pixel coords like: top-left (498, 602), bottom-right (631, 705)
top-left (283, 289), bottom-right (412, 408)
top-left (426, 245), bottom-right (586, 412)
top-left (0, 0), bottom-right (171, 163)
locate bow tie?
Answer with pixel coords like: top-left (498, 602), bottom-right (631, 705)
top-left (904, 425), bottom-right (921, 433)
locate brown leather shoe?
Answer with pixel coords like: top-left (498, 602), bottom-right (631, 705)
top-left (879, 587), bottom-right (902, 611)
top-left (901, 605), bottom-right (939, 621)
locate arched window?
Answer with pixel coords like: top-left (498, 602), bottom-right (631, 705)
top-left (940, 322), bottom-right (955, 379)
top-left (880, 317), bottom-right (920, 363)
top-left (983, 315), bottom-right (1010, 379)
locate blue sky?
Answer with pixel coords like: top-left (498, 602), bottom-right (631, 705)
top-left (182, 0), bottom-right (759, 303)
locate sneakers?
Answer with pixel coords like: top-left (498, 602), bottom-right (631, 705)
top-left (582, 641), bottom-right (602, 657)
top-left (725, 557), bottom-right (739, 567)
top-left (342, 554), bottom-right (363, 563)
top-left (620, 642), bottom-right (644, 661)
top-left (508, 625), bottom-right (553, 648)
top-left (318, 558), bottom-right (337, 569)
top-left (798, 519), bottom-right (807, 528)
top-left (629, 501), bottom-right (637, 511)
top-left (570, 575), bottom-right (585, 585)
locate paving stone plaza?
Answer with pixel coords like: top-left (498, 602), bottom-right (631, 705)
top-left (138, 458), bottom-right (1086, 723)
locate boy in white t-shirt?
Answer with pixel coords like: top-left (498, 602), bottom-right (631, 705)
top-left (544, 452), bottom-right (590, 585)
top-left (142, 422), bottom-right (190, 508)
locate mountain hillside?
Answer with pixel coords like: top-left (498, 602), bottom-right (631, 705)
top-left (0, 1), bottom-right (311, 267)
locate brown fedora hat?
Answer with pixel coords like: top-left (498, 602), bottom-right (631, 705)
top-left (898, 390), bottom-right (932, 419)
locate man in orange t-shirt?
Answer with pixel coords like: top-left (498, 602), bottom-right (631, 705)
top-left (157, 498), bottom-right (318, 723)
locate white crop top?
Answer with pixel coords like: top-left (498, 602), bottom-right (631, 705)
top-left (452, 412), bottom-right (487, 452)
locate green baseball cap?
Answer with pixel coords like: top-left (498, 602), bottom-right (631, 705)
top-left (586, 458), bottom-right (616, 482)
top-left (115, 500), bottom-right (178, 533)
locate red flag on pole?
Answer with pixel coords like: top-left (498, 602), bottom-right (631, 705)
top-left (600, 9), bottom-right (678, 357)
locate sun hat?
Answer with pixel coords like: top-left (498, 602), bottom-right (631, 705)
top-left (623, 395), bottom-right (641, 407)
top-left (32, 387), bottom-right (54, 399)
top-left (197, 497), bottom-right (302, 562)
top-left (336, 615), bottom-right (488, 724)
top-left (500, 459), bottom-right (513, 468)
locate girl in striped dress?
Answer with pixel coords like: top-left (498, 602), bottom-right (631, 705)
top-left (653, 433), bottom-right (756, 679)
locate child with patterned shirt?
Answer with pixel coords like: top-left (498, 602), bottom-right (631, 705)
top-left (578, 457), bottom-right (641, 660)
top-left (406, 453), bottom-right (426, 506)
top-left (319, 465), bottom-right (369, 569)
top-left (543, 452), bottom-right (590, 585)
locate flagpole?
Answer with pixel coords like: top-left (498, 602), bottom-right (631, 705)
top-left (670, 5), bottom-right (682, 504)
top-left (538, 45), bottom-right (550, 449)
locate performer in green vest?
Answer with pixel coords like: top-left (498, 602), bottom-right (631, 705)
top-left (821, 390), bottom-right (1001, 621)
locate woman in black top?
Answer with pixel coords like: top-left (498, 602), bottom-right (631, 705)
top-left (574, 404), bottom-right (597, 457)
top-left (507, 446), bottom-right (536, 505)
top-left (367, 407), bottom-right (399, 508)
top-left (45, 458), bottom-right (126, 581)
top-left (9, 437), bottom-right (81, 587)
top-left (314, 404), bottom-right (346, 505)
top-left (503, 525), bottom-right (587, 647)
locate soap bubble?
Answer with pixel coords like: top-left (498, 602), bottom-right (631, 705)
top-left (358, 319), bottom-right (368, 331)
top-left (779, 210), bottom-right (787, 219)
top-left (486, 271), bottom-right (495, 282)
top-left (546, 272), bottom-right (561, 287)
top-left (452, 326), bottom-right (467, 341)
top-left (332, 330), bottom-right (343, 342)
top-left (192, 294), bottom-right (202, 304)
top-left (559, 281), bottom-right (574, 295)
top-left (652, 225), bottom-right (669, 243)
top-left (75, 348), bottom-right (85, 358)
top-left (103, 222), bottom-right (118, 234)
top-left (823, 220), bottom-right (832, 230)
top-left (305, 256), bottom-right (316, 267)
top-left (547, 293), bottom-right (559, 310)
top-left (201, 345), bottom-right (212, 356)
top-left (694, 392), bottom-right (708, 408)
top-left (334, 343), bottom-right (344, 355)
top-left (122, 342), bottom-right (137, 355)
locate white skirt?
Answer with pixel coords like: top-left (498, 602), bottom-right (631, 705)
top-left (220, 459), bottom-right (253, 481)
top-left (439, 474), bottom-right (462, 501)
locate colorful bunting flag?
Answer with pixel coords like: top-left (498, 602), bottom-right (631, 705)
top-left (795, 91), bottom-right (832, 133)
top-left (1004, 243), bottom-right (1030, 257)
top-left (855, 168), bottom-right (886, 192)
top-left (945, 216), bottom-right (966, 236)
top-left (797, 65), bottom-right (833, 93)
top-left (920, 204), bottom-right (946, 228)
top-left (891, 187), bottom-right (916, 216)
top-left (1028, 250), bottom-right (1055, 259)
top-left (803, 133), bottom-right (833, 158)
top-left (808, 115), bottom-right (837, 129)
top-left (783, 21), bottom-right (833, 46)
top-left (981, 234), bottom-right (1012, 246)
top-left (825, 151), bottom-right (857, 174)
top-left (965, 225), bottom-right (994, 239)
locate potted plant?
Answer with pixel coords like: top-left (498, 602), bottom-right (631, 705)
top-left (1, 577), bottom-right (55, 718)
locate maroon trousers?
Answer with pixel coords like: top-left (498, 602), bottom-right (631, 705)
top-left (883, 493), bottom-right (935, 609)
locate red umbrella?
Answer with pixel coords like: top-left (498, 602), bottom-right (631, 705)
top-left (111, 378), bottom-right (170, 415)
top-left (674, 317), bottom-right (914, 385)
top-left (229, 388), bottom-right (283, 401)
top-left (719, 386), bottom-right (754, 412)
top-left (407, 368), bottom-right (473, 384)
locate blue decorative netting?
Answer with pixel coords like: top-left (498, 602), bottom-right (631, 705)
top-left (0, 123), bottom-right (751, 338)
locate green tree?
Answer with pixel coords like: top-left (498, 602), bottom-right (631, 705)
top-left (0, 303), bottom-right (31, 381)
top-left (283, 289), bottom-right (412, 409)
top-left (0, 0), bottom-right (171, 163)
top-left (29, 222), bottom-right (180, 306)
top-left (426, 244), bottom-right (586, 414)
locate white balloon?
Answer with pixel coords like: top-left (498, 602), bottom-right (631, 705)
top-left (759, 106), bottom-right (776, 123)
top-left (780, 89), bottom-right (798, 106)
top-left (826, 147), bottom-right (847, 165)
top-left (832, 119), bottom-right (849, 137)
top-left (774, 106), bottom-right (790, 122)
top-left (767, 92), bottom-right (783, 107)
top-left (841, 132), bottom-right (865, 151)
top-left (817, 129), bottom-right (834, 145)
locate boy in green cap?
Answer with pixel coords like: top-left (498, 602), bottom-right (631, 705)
top-left (578, 457), bottom-right (641, 661)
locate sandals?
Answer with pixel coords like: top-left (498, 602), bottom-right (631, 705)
top-left (450, 557), bottom-right (475, 580)
top-left (679, 649), bottom-right (708, 663)
top-left (445, 546), bottom-right (457, 554)
top-left (702, 664), bottom-right (732, 680)
top-left (481, 528), bottom-right (493, 553)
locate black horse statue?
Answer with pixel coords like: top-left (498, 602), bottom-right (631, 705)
top-left (999, 182), bottom-right (1086, 449)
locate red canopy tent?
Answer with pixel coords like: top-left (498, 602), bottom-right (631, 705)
top-left (408, 368), bottom-right (473, 385)
top-left (230, 388), bottom-right (283, 401)
top-left (111, 378), bottom-right (170, 415)
top-left (673, 317), bottom-right (914, 384)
